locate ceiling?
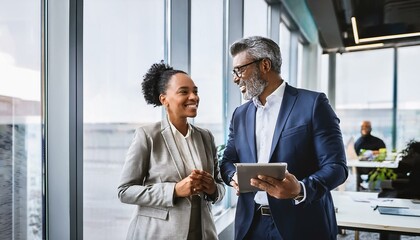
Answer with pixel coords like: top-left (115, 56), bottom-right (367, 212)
top-left (306, 0), bottom-right (420, 53)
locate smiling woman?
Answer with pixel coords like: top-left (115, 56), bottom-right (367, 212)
top-left (117, 61), bottom-right (225, 240)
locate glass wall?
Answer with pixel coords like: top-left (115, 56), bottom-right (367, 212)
top-left (335, 49), bottom-right (394, 152)
top-left (83, 0), bottom-right (164, 239)
top-left (296, 42), bottom-right (304, 88)
top-left (243, 0), bottom-right (268, 38)
top-left (0, 1), bottom-right (43, 239)
top-left (279, 22), bottom-right (291, 83)
top-left (327, 45), bottom-right (420, 156)
top-left (190, 0), bottom-right (226, 216)
top-left (191, 0), bottom-right (224, 146)
top-left (397, 45), bottom-right (420, 149)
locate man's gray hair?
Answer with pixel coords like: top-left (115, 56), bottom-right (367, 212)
top-left (230, 36), bottom-right (282, 74)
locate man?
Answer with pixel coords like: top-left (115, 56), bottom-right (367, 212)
top-left (353, 120), bottom-right (386, 190)
top-left (354, 120), bottom-right (386, 155)
top-left (220, 36), bottom-right (348, 240)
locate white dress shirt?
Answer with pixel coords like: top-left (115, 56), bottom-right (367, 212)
top-left (169, 120), bottom-right (202, 173)
top-left (253, 82), bottom-right (285, 205)
top-left (252, 82), bottom-right (306, 205)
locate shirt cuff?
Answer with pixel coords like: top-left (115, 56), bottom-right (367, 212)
top-left (293, 181), bottom-right (307, 205)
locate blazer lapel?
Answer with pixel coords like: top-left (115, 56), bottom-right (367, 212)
top-left (161, 117), bottom-right (186, 180)
top-left (270, 84), bottom-right (298, 159)
top-left (245, 103), bottom-right (258, 163)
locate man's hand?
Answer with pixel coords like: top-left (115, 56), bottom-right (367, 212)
top-left (230, 172), bottom-right (240, 196)
top-left (250, 171), bottom-right (301, 199)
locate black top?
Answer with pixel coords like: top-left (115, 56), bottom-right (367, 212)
top-left (354, 134), bottom-right (386, 155)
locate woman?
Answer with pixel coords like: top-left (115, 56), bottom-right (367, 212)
top-left (118, 61), bottom-right (225, 240)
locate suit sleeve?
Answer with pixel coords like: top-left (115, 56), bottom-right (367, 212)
top-left (220, 108), bottom-right (239, 186)
top-left (302, 93), bottom-right (349, 203)
top-left (117, 128), bottom-right (176, 208)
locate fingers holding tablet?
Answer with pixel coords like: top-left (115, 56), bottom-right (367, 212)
top-left (235, 163), bottom-right (287, 193)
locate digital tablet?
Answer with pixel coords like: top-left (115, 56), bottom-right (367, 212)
top-left (235, 163), bottom-right (287, 193)
top-left (377, 206), bottom-right (420, 217)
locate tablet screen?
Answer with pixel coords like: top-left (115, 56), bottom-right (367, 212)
top-left (235, 163), bottom-right (287, 193)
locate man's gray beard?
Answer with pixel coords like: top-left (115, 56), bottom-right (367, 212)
top-left (242, 70), bottom-right (267, 101)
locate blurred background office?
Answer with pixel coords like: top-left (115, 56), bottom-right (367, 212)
top-left (1, 0), bottom-right (420, 239)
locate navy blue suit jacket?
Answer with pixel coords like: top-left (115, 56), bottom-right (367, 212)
top-left (220, 83), bottom-right (348, 240)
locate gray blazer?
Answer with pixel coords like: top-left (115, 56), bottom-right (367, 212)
top-left (118, 117), bottom-right (225, 240)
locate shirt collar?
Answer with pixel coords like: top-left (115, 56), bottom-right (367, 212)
top-left (252, 81), bottom-right (286, 107)
top-left (169, 119), bottom-right (193, 138)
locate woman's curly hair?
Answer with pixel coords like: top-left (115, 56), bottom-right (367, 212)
top-left (401, 139), bottom-right (420, 159)
top-left (141, 61), bottom-right (186, 107)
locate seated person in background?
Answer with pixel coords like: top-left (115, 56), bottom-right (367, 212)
top-left (354, 120), bottom-right (386, 156)
top-left (354, 120), bottom-right (386, 190)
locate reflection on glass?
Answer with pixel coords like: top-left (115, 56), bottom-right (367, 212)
top-left (0, 1), bottom-right (43, 239)
top-left (83, 1), bottom-right (164, 239)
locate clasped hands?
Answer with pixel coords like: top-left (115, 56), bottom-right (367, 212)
top-left (175, 169), bottom-right (217, 198)
top-left (230, 171), bottom-right (301, 199)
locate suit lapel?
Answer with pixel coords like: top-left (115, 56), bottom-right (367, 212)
top-left (245, 103), bottom-right (258, 163)
top-left (270, 84), bottom-right (298, 159)
top-left (161, 117), bottom-right (186, 180)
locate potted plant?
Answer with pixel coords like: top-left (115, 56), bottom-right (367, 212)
top-left (368, 167), bottom-right (397, 190)
top-left (367, 148), bottom-right (397, 190)
top-left (216, 144), bottom-right (226, 163)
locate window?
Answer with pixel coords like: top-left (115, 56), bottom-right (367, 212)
top-left (243, 0), bottom-right (268, 38)
top-left (335, 49), bottom-right (393, 150)
top-left (319, 53), bottom-right (329, 94)
top-left (190, 0), bottom-right (229, 221)
top-left (279, 22), bottom-right (291, 83)
top-left (296, 41), bottom-right (304, 88)
top-left (0, 1), bottom-right (43, 239)
top-left (83, 1), bottom-right (164, 239)
top-left (191, 0), bottom-right (224, 146)
top-left (397, 45), bottom-right (420, 149)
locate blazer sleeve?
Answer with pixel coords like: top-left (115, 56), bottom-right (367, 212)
top-left (302, 93), bottom-right (349, 203)
top-left (220, 108), bottom-right (239, 186)
top-left (117, 128), bottom-right (176, 208)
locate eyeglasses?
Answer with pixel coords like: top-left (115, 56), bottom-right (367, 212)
top-left (232, 59), bottom-right (263, 78)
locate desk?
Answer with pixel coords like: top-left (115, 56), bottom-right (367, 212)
top-left (346, 159), bottom-right (400, 191)
top-left (332, 191), bottom-right (420, 239)
top-left (347, 159), bottom-right (400, 168)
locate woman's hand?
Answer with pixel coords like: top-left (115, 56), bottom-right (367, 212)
top-left (174, 170), bottom-right (217, 197)
top-left (189, 170), bottom-right (217, 196)
top-left (174, 175), bottom-right (199, 198)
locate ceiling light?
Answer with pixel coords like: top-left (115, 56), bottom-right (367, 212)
top-left (351, 17), bottom-right (360, 44)
top-left (358, 32), bottom-right (420, 43)
top-left (351, 16), bottom-right (420, 44)
top-left (344, 43), bottom-right (384, 51)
